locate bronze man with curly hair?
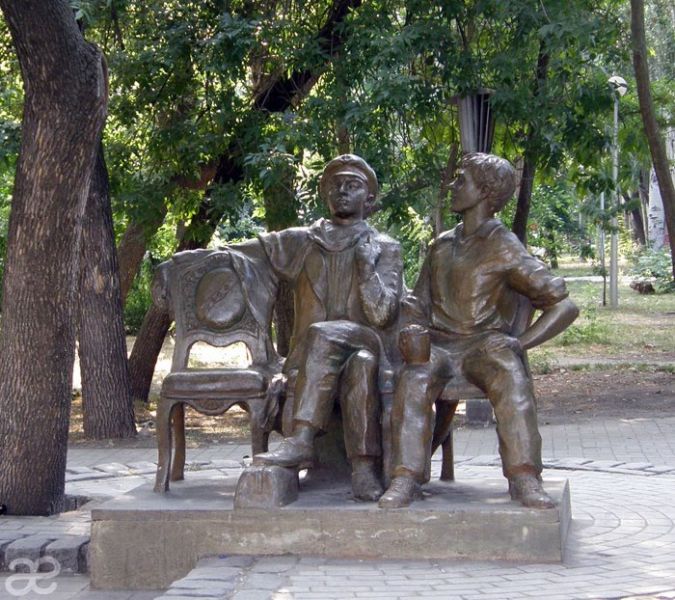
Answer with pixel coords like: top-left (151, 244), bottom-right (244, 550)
top-left (379, 153), bottom-right (578, 509)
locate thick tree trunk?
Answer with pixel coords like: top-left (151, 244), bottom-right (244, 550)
top-left (117, 163), bottom-right (217, 305)
top-left (0, 0), bottom-right (107, 515)
top-left (631, 0), bottom-right (675, 277)
top-left (117, 218), bottom-right (164, 305)
top-left (78, 145), bottom-right (136, 439)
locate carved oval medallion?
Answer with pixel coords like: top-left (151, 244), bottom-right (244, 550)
top-left (194, 268), bottom-right (245, 329)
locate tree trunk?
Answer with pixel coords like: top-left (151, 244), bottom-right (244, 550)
top-left (631, 0), bottom-right (675, 277)
top-left (117, 218), bottom-right (164, 305)
top-left (648, 167), bottom-right (667, 250)
top-left (128, 304), bottom-right (173, 403)
top-left (116, 162), bottom-right (217, 305)
top-left (78, 145), bottom-right (136, 439)
top-left (0, 0), bottom-right (107, 515)
top-left (511, 44), bottom-right (550, 245)
top-left (624, 190), bottom-right (647, 246)
top-left (512, 154), bottom-right (536, 244)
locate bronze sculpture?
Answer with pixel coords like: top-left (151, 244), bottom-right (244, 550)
top-left (251, 154), bottom-right (403, 501)
top-left (378, 152), bottom-right (579, 509)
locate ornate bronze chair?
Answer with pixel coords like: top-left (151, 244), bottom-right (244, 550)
top-left (153, 248), bottom-right (283, 493)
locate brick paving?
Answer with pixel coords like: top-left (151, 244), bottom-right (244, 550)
top-left (2, 415), bottom-right (675, 599)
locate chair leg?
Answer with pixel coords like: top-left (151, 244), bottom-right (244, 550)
top-left (251, 427), bottom-right (270, 455)
top-left (440, 429), bottom-right (455, 482)
top-left (171, 403), bottom-right (186, 481)
top-left (154, 397), bottom-right (173, 493)
top-left (432, 400), bottom-right (458, 482)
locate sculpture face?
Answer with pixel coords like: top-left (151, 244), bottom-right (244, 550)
top-left (325, 172), bottom-right (371, 222)
top-left (449, 167), bottom-right (483, 214)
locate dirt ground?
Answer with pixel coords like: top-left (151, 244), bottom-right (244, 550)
top-left (69, 365), bottom-right (675, 448)
top-left (533, 367), bottom-right (675, 425)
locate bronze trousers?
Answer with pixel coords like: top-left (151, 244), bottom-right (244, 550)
top-left (293, 320), bottom-right (382, 459)
top-left (391, 332), bottom-right (542, 482)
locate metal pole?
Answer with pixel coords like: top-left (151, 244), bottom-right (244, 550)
top-left (599, 192), bottom-right (607, 306)
top-left (609, 94), bottom-right (620, 308)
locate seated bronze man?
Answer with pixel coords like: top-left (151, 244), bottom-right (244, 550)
top-left (253, 154), bottom-right (403, 501)
top-left (379, 152), bottom-right (578, 509)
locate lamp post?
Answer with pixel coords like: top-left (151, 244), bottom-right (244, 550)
top-left (608, 75), bottom-right (627, 308)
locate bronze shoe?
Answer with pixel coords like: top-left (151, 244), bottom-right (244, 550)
top-left (377, 475), bottom-right (422, 509)
top-left (509, 474), bottom-right (555, 509)
top-left (252, 437), bottom-right (314, 468)
top-left (351, 459), bottom-right (384, 501)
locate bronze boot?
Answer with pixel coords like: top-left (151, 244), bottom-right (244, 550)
top-left (508, 474), bottom-right (555, 509)
top-left (378, 475), bottom-right (423, 508)
top-left (253, 437), bottom-right (314, 468)
top-left (351, 457), bottom-right (384, 501)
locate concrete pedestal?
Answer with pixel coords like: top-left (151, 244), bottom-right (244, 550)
top-left (90, 473), bottom-right (571, 590)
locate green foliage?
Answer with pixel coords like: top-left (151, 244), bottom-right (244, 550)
top-left (1, 0), bottom-right (648, 307)
top-left (124, 259), bottom-right (153, 334)
top-left (371, 205), bottom-right (433, 288)
top-left (526, 182), bottom-right (588, 264)
top-left (558, 305), bottom-right (610, 346)
top-left (628, 248), bottom-right (675, 293)
top-left (528, 349), bottom-right (555, 375)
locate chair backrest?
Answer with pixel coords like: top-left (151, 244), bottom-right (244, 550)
top-left (510, 293), bottom-right (535, 337)
top-left (152, 248), bottom-right (280, 372)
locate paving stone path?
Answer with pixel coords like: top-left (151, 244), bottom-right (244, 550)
top-left (2, 416), bottom-right (675, 599)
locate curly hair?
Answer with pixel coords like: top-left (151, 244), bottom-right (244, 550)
top-left (461, 152), bottom-right (516, 212)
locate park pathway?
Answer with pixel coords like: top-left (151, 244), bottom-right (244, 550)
top-left (2, 415), bottom-right (675, 599)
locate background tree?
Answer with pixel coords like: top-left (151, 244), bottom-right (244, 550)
top-left (78, 144), bottom-right (136, 439)
top-left (631, 0), bottom-right (675, 277)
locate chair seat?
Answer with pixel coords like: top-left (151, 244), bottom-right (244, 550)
top-left (439, 377), bottom-right (485, 401)
top-left (161, 369), bottom-right (268, 399)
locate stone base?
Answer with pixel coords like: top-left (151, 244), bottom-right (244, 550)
top-left (234, 465), bottom-right (299, 508)
top-left (90, 473), bottom-right (571, 590)
top-left (465, 398), bottom-right (494, 426)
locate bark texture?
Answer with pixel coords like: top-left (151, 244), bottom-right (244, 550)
top-left (0, 0), bottom-right (107, 515)
top-left (78, 145), bottom-right (136, 439)
top-left (631, 0), bottom-right (675, 277)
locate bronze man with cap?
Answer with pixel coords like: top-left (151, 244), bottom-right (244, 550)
top-left (253, 154), bottom-right (403, 501)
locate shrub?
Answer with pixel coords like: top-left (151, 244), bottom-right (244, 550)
top-left (628, 248), bottom-right (675, 294)
top-left (124, 259), bottom-right (154, 334)
top-left (558, 306), bottom-right (610, 346)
